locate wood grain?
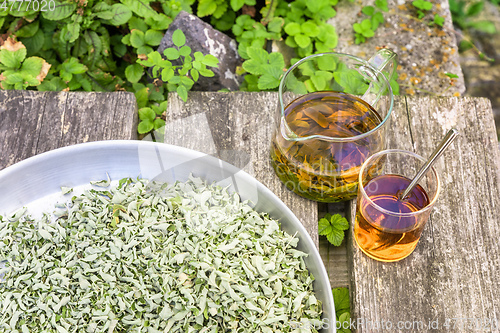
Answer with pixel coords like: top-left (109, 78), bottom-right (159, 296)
top-left (348, 96), bottom-right (500, 332)
top-left (0, 90), bottom-right (138, 170)
top-left (165, 91), bottom-right (319, 248)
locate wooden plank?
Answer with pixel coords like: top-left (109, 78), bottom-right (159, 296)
top-left (165, 91), bottom-right (319, 249)
top-left (0, 90), bottom-right (138, 170)
top-left (348, 96), bottom-right (500, 332)
top-left (319, 202), bottom-right (350, 288)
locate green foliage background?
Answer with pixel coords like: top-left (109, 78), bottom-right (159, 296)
top-left (0, 0), bottom-right (496, 134)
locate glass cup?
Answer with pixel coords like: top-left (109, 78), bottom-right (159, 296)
top-left (354, 149), bottom-right (440, 262)
top-left (270, 49), bottom-right (398, 202)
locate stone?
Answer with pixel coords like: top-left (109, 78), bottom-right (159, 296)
top-left (158, 11), bottom-right (241, 91)
top-left (328, 0), bottom-right (465, 97)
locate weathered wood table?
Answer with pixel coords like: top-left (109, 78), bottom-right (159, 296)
top-left (1, 90), bottom-right (499, 332)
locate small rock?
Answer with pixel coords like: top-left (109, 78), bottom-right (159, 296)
top-left (158, 11), bottom-right (242, 91)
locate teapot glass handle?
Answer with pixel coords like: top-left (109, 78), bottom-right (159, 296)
top-left (361, 48), bottom-right (398, 107)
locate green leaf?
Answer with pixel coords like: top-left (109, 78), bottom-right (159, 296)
top-left (202, 54), bottom-right (219, 67)
top-left (135, 87), bottom-right (149, 109)
top-left (318, 213), bottom-right (349, 246)
top-left (138, 107), bottom-right (156, 121)
top-left (468, 20), bottom-right (496, 34)
top-left (294, 34), bottom-right (311, 49)
top-left (466, 1), bottom-right (483, 16)
top-left (242, 59), bottom-right (265, 75)
top-left (247, 47), bottom-right (268, 63)
top-left (130, 30), bottom-right (146, 48)
top-left (161, 68), bottom-right (174, 82)
top-left (145, 30), bottom-right (164, 46)
top-left (61, 57), bottom-right (87, 75)
top-left (353, 23), bottom-right (363, 34)
top-left (83, 31), bottom-right (102, 69)
top-left (257, 73), bottom-right (280, 90)
top-left (306, 0), bottom-right (328, 13)
top-left (164, 48), bottom-right (180, 60)
top-left (16, 21), bottom-right (39, 38)
top-left (20, 56), bottom-right (44, 78)
top-left (371, 12), bottom-right (385, 30)
top-left (125, 64), bottom-right (144, 83)
top-left (20, 29), bottom-right (45, 56)
top-left (60, 19), bottom-right (81, 43)
top-left (153, 118), bottom-right (165, 130)
top-left (361, 5), bottom-right (375, 16)
top-left (412, 0), bottom-right (432, 11)
top-left (138, 119), bottom-right (154, 134)
top-left (180, 76), bottom-right (194, 88)
top-left (128, 16), bottom-right (148, 32)
top-left (177, 85), bottom-right (188, 102)
top-left (179, 45), bottom-right (192, 57)
top-left (268, 17), bottom-right (284, 33)
top-left (3, 71), bottom-right (25, 85)
top-left (230, 0), bottom-right (245, 11)
top-left (190, 68), bottom-right (199, 82)
top-left (107, 4), bottom-right (133, 26)
top-left (95, 10), bottom-right (114, 20)
top-left (332, 287), bottom-right (350, 314)
top-left (301, 21), bottom-right (320, 37)
top-left (146, 13), bottom-right (173, 30)
top-left (198, 68), bottom-right (214, 77)
top-left (268, 52), bottom-right (285, 70)
top-left (172, 29), bottom-right (186, 48)
top-left (42, 1), bottom-right (76, 20)
top-left (0, 48), bottom-right (26, 68)
top-left (284, 22), bottom-right (301, 36)
top-left (433, 14), bottom-right (445, 27)
top-left (444, 72), bottom-right (459, 79)
top-left (375, 0), bottom-right (389, 12)
top-left (197, 0), bottom-right (217, 16)
top-left (326, 229), bottom-right (345, 247)
top-left (360, 19), bottom-right (372, 30)
top-left (122, 0), bottom-right (156, 18)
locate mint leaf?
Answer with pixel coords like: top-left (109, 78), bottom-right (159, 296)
top-left (177, 85), bottom-right (188, 102)
top-left (247, 47), bottom-right (268, 63)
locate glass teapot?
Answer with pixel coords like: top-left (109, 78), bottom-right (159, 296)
top-left (270, 49), bottom-right (398, 202)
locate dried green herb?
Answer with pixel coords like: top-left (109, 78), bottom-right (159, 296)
top-left (0, 176), bottom-right (322, 332)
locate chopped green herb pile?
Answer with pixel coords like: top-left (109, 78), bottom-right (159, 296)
top-left (0, 176), bottom-right (322, 332)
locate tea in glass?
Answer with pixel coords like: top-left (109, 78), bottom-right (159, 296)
top-left (354, 149), bottom-right (440, 262)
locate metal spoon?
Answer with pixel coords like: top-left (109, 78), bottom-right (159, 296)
top-left (399, 128), bottom-right (459, 200)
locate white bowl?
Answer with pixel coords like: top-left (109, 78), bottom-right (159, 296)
top-left (0, 141), bottom-right (335, 332)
